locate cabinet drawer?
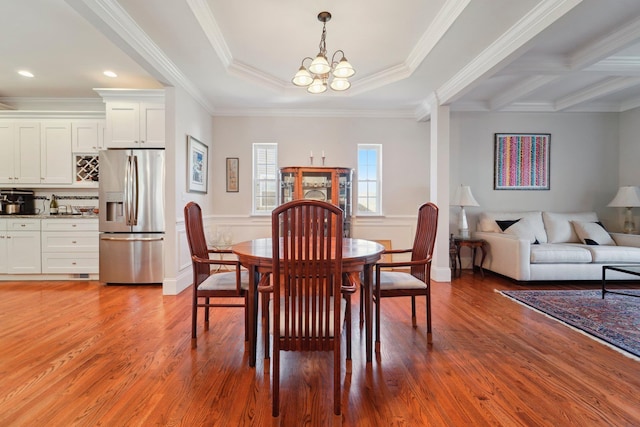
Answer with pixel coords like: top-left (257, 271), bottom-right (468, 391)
top-left (42, 252), bottom-right (98, 274)
top-left (6, 218), bottom-right (40, 231)
top-left (41, 219), bottom-right (98, 231)
top-left (42, 232), bottom-right (98, 252)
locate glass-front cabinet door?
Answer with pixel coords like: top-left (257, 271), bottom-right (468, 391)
top-left (279, 166), bottom-right (353, 236)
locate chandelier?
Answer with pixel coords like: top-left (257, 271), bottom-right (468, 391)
top-left (292, 11), bottom-right (355, 94)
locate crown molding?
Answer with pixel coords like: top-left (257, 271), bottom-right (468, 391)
top-left (186, 0), bottom-right (232, 67)
top-left (570, 15), bottom-right (640, 69)
top-left (65, 0), bottom-right (215, 114)
top-left (554, 76), bottom-right (640, 110)
top-left (406, 0), bottom-right (471, 70)
top-left (489, 75), bottom-right (560, 110)
top-left (211, 107), bottom-right (416, 119)
top-left (437, 0), bottom-right (583, 105)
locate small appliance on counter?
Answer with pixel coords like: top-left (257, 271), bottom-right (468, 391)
top-left (0, 189), bottom-right (36, 215)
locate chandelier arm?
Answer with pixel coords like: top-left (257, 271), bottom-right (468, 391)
top-left (300, 57), bottom-right (314, 68)
top-left (331, 50), bottom-right (345, 66)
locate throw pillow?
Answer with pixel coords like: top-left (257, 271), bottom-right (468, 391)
top-left (496, 219), bottom-right (519, 231)
top-left (496, 218), bottom-right (538, 244)
top-left (571, 220), bottom-right (616, 246)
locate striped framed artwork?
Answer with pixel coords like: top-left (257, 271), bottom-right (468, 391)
top-left (494, 133), bottom-right (550, 190)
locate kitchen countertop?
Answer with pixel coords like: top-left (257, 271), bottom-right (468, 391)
top-left (0, 214), bottom-right (99, 219)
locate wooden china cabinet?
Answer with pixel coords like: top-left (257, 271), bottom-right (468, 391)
top-left (279, 166), bottom-right (353, 237)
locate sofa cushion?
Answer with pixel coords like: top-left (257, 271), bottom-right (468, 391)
top-left (500, 219), bottom-right (538, 243)
top-left (543, 212), bottom-right (599, 243)
top-left (479, 211), bottom-right (547, 243)
top-left (530, 243), bottom-right (593, 264)
top-left (584, 245), bottom-right (640, 263)
top-left (571, 220), bottom-right (616, 246)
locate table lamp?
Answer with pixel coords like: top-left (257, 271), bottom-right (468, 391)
top-left (607, 185), bottom-right (640, 234)
top-left (454, 185), bottom-right (479, 238)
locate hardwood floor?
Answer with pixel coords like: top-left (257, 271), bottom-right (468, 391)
top-left (1, 273), bottom-right (638, 426)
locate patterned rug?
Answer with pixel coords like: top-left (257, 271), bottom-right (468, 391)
top-left (500, 289), bottom-right (640, 359)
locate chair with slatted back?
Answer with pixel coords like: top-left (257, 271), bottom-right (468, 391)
top-left (184, 202), bottom-right (249, 349)
top-left (259, 199), bottom-right (355, 421)
top-left (373, 202), bottom-right (438, 352)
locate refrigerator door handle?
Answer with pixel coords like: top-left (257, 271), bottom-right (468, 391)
top-left (100, 236), bottom-right (164, 242)
top-left (124, 155), bottom-right (133, 226)
top-left (131, 155), bottom-right (139, 226)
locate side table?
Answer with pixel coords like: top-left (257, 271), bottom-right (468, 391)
top-left (453, 236), bottom-right (488, 278)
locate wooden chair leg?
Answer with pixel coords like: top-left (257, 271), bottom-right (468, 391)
top-left (426, 290), bottom-right (432, 343)
top-left (273, 346), bottom-right (280, 419)
top-left (345, 296), bottom-right (352, 374)
top-left (375, 289), bottom-right (381, 354)
top-left (204, 297), bottom-right (210, 330)
top-left (411, 296), bottom-right (417, 327)
top-left (191, 294), bottom-right (198, 349)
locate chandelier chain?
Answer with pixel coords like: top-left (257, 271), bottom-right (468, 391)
top-left (319, 23), bottom-right (327, 58)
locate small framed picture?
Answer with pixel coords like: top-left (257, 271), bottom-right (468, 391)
top-left (187, 135), bottom-right (208, 194)
top-left (226, 157), bottom-right (239, 192)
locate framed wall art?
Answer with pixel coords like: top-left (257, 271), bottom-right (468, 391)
top-left (187, 135), bottom-right (208, 193)
top-left (226, 157), bottom-right (239, 192)
top-left (494, 133), bottom-right (550, 190)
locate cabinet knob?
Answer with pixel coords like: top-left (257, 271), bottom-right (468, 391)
top-left (72, 241), bottom-right (77, 244)
top-left (72, 224), bottom-right (77, 227)
top-left (20, 224), bottom-right (26, 227)
top-left (72, 262), bottom-right (77, 265)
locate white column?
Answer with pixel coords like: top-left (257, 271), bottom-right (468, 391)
top-left (429, 94), bottom-right (452, 282)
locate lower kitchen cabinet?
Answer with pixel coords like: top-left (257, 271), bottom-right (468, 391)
top-left (0, 218), bottom-right (42, 274)
top-left (41, 218), bottom-right (98, 274)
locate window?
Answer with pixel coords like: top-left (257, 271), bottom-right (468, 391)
top-left (357, 144), bottom-right (382, 215)
top-left (252, 143), bottom-right (278, 214)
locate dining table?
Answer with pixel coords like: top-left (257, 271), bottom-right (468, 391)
top-left (232, 237), bottom-right (384, 367)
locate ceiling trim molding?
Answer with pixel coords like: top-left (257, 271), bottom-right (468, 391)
top-left (211, 107), bottom-right (416, 119)
top-left (65, 0), bottom-right (215, 113)
top-left (586, 56), bottom-right (640, 74)
top-left (554, 76), bottom-right (640, 110)
top-left (437, 0), bottom-right (583, 105)
top-left (489, 75), bottom-right (560, 110)
top-left (619, 96), bottom-right (640, 112)
top-left (186, 0), bottom-right (232, 67)
top-left (406, 0), bottom-right (471, 70)
top-left (570, 15), bottom-right (640, 69)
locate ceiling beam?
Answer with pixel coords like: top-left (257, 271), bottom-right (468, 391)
top-left (489, 75), bottom-right (560, 110)
top-left (554, 76), bottom-right (640, 110)
top-left (437, 0), bottom-right (583, 105)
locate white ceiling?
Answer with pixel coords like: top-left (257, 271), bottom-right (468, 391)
top-left (3, 0), bottom-right (640, 119)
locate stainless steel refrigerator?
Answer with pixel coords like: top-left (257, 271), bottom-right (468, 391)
top-left (99, 148), bottom-right (165, 284)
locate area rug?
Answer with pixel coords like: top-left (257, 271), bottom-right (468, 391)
top-left (500, 289), bottom-right (640, 359)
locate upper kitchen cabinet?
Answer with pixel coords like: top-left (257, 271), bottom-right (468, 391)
top-left (71, 120), bottom-right (105, 153)
top-left (96, 89), bottom-right (165, 148)
top-left (0, 121), bottom-right (42, 185)
top-left (41, 121), bottom-right (73, 185)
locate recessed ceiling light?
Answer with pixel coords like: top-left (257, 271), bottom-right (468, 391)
top-left (18, 70), bottom-right (34, 78)
top-left (103, 70), bottom-right (118, 78)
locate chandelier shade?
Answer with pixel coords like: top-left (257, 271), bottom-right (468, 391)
top-left (292, 11), bottom-right (355, 94)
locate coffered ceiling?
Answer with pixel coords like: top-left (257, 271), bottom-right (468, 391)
top-left (2, 0), bottom-right (640, 119)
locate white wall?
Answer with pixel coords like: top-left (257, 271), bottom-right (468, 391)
top-left (163, 87), bottom-right (214, 295)
top-left (450, 111), bottom-right (622, 232)
top-left (618, 107), bottom-right (640, 231)
top-left (210, 116), bottom-right (431, 216)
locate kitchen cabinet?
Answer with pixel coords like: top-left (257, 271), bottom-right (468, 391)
top-left (280, 166), bottom-right (353, 237)
top-left (104, 101), bottom-right (164, 148)
top-left (71, 120), bottom-right (105, 153)
top-left (0, 121), bottom-right (41, 185)
top-left (1, 218), bottom-right (41, 274)
top-left (41, 122), bottom-right (73, 184)
top-left (41, 218), bottom-right (99, 274)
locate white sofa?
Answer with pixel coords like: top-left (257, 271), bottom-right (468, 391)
top-left (474, 211), bottom-right (640, 281)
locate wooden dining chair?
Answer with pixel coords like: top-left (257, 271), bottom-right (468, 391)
top-left (184, 202), bottom-right (249, 349)
top-left (259, 199), bottom-right (355, 421)
top-left (373, 202), bottom-right (438, 352)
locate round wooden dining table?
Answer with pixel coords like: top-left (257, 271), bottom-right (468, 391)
top-left (232, 237), bottom-right (384, 367)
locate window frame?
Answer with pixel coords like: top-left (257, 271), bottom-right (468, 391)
top-left (356, 144), bottom-right (382, 216)
top-left (252, 143), bottom-right (278, 215)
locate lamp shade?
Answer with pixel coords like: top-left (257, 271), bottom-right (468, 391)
top-left (454, 185), bottom-right (479, 207)
top-left (607, 186), bottom-right (640, 207)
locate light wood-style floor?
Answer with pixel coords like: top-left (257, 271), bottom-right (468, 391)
top-left (1, 272), bottom-right (639, 426)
